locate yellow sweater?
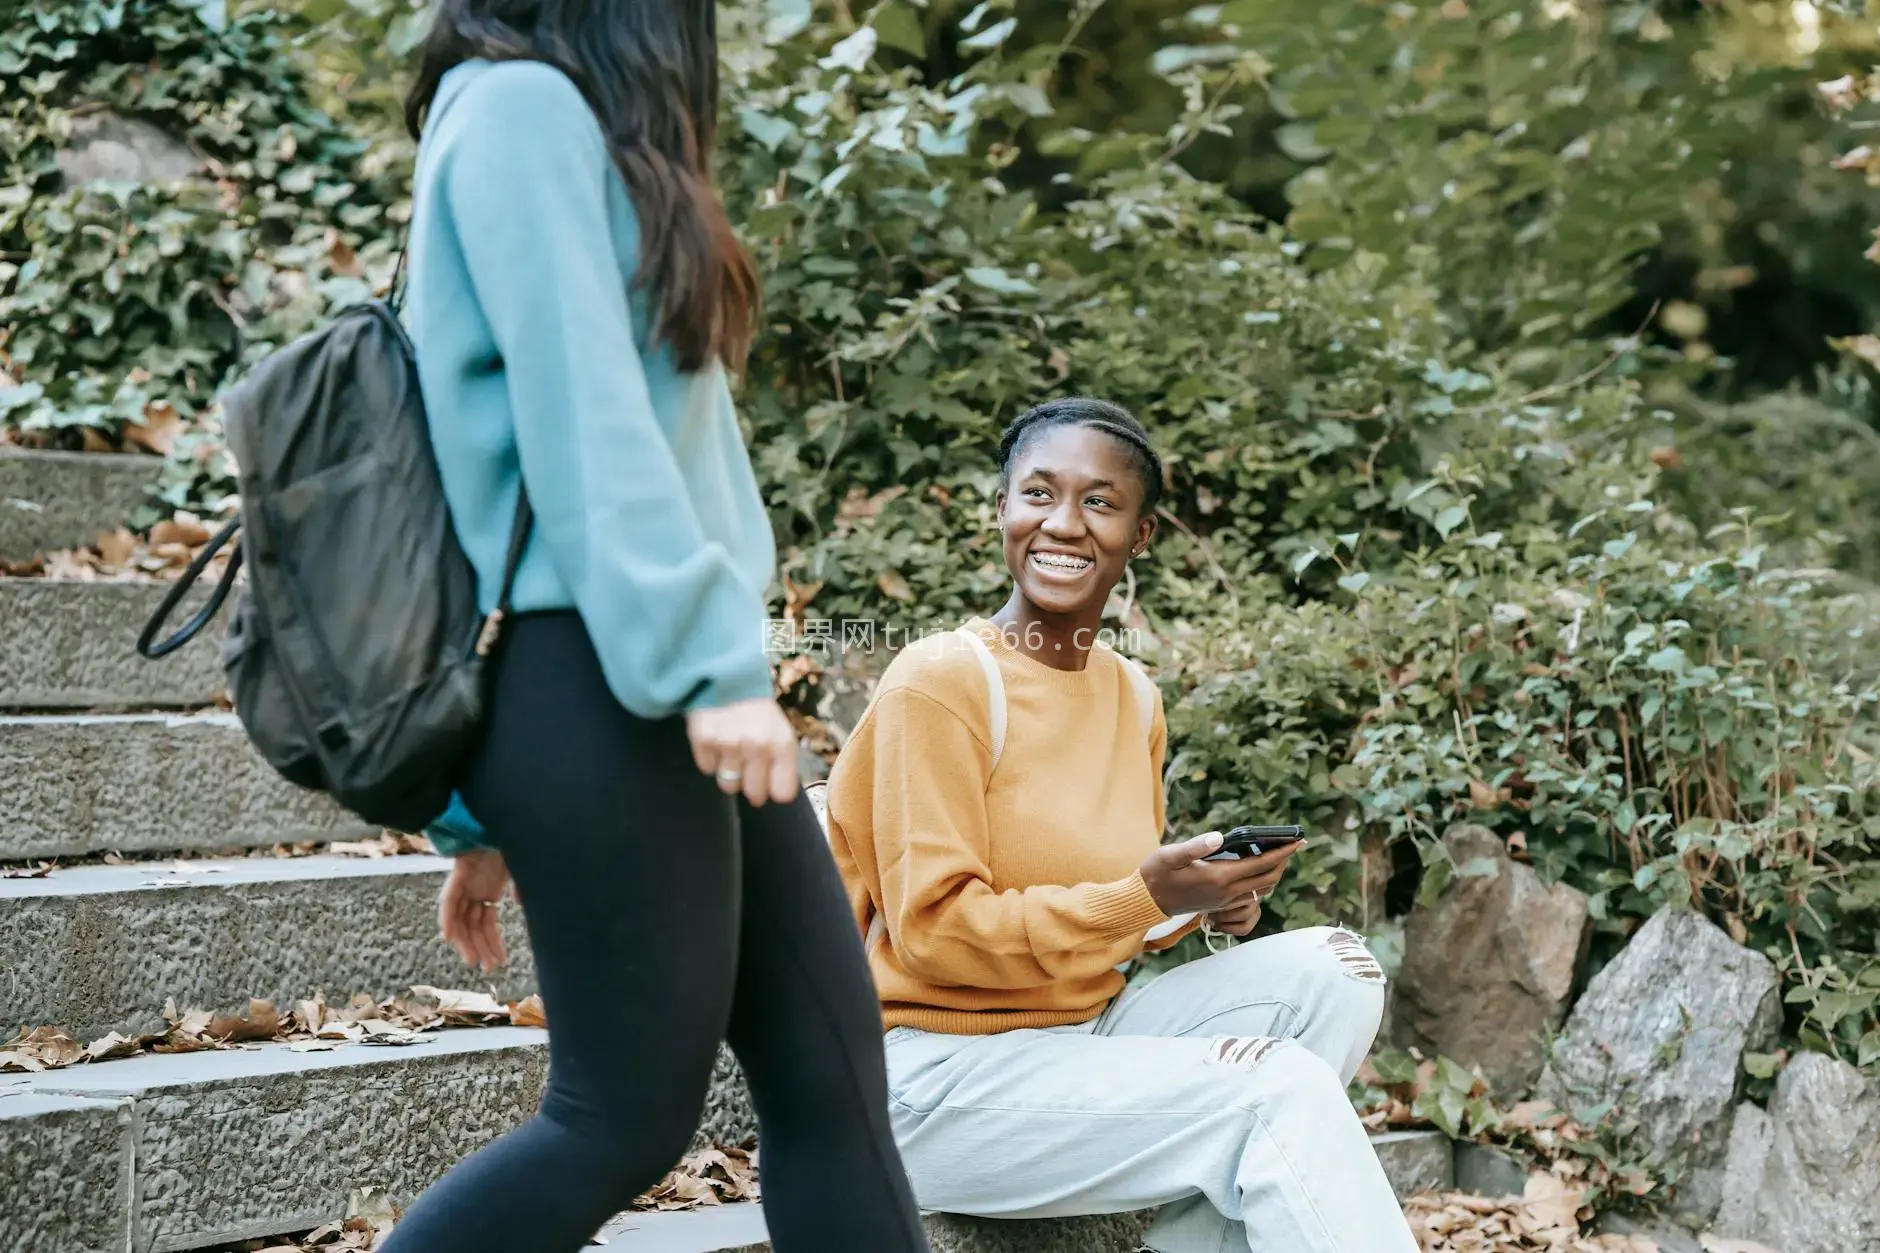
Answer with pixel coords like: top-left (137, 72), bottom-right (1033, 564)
top-left (826, 618), bottom-right (1197, 1035)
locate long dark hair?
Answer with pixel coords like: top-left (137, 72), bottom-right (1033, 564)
top-left (405, 0), bottom-right (758, 373)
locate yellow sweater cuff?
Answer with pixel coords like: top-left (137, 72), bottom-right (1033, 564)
top-left (1085, 872), bottom-right (1171, 937)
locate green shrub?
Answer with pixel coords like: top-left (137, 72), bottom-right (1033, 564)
top-left (0, 0), bottom-right (404, 518)
top-left (5, 0), bottom-right (1876, 1073)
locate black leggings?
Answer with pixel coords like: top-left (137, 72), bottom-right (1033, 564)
top-left (380, 613), bottom-right (928, 1252)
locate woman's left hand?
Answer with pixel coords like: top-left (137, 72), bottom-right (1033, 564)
top-left (439, 847), bottom-right (512, 973)
top-left (1207, 895), bottom-right (1263, 936)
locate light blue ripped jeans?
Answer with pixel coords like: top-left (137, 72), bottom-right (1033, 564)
top-left (883, 926), bottom-right (1418, 1253)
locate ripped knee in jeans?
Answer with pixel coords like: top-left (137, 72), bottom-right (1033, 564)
top-left (1209, 1035), bottom-right (1283, 1067)
top-left (1326, 927), bottom-right (1385, 984)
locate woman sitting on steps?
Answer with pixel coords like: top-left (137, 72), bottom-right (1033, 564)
top-left (822, 397), bottom-right (1420, 1253)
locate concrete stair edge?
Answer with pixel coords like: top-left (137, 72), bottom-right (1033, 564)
top-left (0, 578), bottom-right (223, 711)
top-left (0, 853), bottom-right (534, 1040)
top-left (597, 1130), bottom-right (1456, 1253)
top-left (2, 1026), bottom-right (1453, 1253)
top-left (0, 712), bottom-right (372, 861)
top-left (0, 448), bottom-right (156, 563)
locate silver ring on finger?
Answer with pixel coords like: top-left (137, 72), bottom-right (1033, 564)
top-left (715, 767), bottom-right (743, 786)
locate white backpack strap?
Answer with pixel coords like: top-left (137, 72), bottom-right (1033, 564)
top-left (806, 777), bottom-right (889, 953)
top-left (1116, 652), bottom-right (1157, 746)
top-left (956, 627), bottom-right (1006, 773)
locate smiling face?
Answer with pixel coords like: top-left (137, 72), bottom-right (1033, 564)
top-left (996, 423), bottom-right (1156, 619)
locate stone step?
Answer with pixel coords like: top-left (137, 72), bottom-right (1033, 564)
top-left (0, 713), bottom-right (371, 861)
top-left (596, 1205), bottom-right (1147, 1253)
top-left (0, 854), bottom-right (534, 1040)
top-left (1, 1023), bottom-right (1450, 1253)
top-left (2, 1027), bottom-right (549, 1253)
top-left (0, 448), bottom-right (155, 562)
top-left (0, 1028), bottom-right (756, 1253)
top-left (0, 578), bottom-right (223, 711)
top-left (594, 1130), bottom-right (1454, 1253)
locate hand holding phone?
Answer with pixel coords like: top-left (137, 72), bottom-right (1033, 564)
top-left (1202, 824), bottom-right (1306, 862)
top-left (1139, 827), bottom-right (1308, 917)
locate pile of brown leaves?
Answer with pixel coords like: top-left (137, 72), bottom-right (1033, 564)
top-left (0, 516), bottom-right (232, 580)
top-left (630, 1144), bottom-right (762, 1212)
top-left (0, 987), bottom-right (545, 1073)
top-left (1406, 1174), bottom-right (1654, 1252)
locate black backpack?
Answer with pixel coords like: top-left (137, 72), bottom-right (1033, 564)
top-left (138, 291), bottom-right (532, 834)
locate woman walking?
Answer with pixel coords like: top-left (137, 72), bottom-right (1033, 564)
top-left (381, 5), bottom-right (929, 1250)
top-left (824, 397), bottom-right (1418, 1252)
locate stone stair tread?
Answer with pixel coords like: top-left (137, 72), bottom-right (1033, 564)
top-left (0, 448), bottom-right (155, 562)
top-left (2, 1021), bottom-right (1453, 1253)
top-left (598, 1203), bottom-right (770, 1253)
top-left (0, 851), bottom-right (535, 1040)
top-left (593, 1126), bottom-right (1455, 1253)
top-left (0, 711), bottom-right (371, 860)
top-left (0, 846), bottom-right (446, 897)
top-left (0, 577), bottom-right (223, 710)
top-left (2, 1027), bottom-right (549, 1253)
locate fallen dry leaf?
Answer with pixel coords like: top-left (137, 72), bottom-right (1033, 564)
top-left (96, 527), bottom-right (137, 566)
top-left (209, 999), bottom-right (282, 1043)
top-left (126, 401), bottom-right (185, 457)
top-left (507, 994), bottom-right (547, 1028)
top-left (409, 986), bottom-right (508, 1023)
top-left (0, 1027), bottom-right (83, 1072)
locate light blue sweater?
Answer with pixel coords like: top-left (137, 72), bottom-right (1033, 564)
top-left (407, 60), bottom-right (778, 853)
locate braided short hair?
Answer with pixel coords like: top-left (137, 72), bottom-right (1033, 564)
top-left (997, 397), bottom-right (1164, 517)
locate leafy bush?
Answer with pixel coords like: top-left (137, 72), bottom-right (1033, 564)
top-left (0, 0), bottom-right (405, 514)
top-left (721, 2), bottom-right (1880, 1071)
top-left (6, 0), bottom-right (1877, 1075)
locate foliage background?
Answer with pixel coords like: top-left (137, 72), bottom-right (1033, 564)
top-left (3, 0), bottom-right (1878, 1085)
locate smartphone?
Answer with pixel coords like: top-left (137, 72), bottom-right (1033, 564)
top-left (1203, 824), bottom-right (1306, 861)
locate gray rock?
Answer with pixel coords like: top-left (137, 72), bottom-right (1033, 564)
top-left (1539, 908), bottom-right (1781, 1223)
top-left (1391, 824), bottom-right (1591, 1096)
top-left (1714, 1102), bottom-right (1775, 1238)
top-left (0, 450), bottom-right (155, 562)
top-left (0, 712), bottom-right (373, 860)
top-left (55, 111), bottom-right (202, 185)
top-left (0, 854), bottom-right (534, 1039)
top-left (0, 1090), bottom-right (131, 1253)
top-left (1373, 1128), bottom-right (1456, 1197)
top-left (1455, 1141), bottom-right (1532, 1200)
top-left (1713, 1054), bottom-right (1880, 1253)
top-left (0, 579), bottom-right (224, 711)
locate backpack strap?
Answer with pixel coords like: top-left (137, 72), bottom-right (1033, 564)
top-left (955, 626), bottom-right (1007, 774)
top-left (1115, 651), bottom-right (1158, 745)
